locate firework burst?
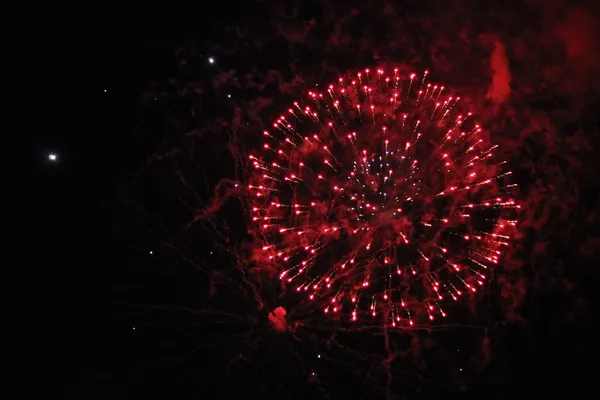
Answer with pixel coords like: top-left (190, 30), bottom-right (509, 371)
top-left (246, 66), bottom-right (518, 327)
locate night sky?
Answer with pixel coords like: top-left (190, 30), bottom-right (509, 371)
top-left (28, 0), bottom-right (599, 398)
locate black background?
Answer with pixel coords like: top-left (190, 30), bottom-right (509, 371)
top-left (26, 1), bottom-right (597, 398)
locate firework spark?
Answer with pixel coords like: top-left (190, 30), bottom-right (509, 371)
top-left (246, 66), bottom-right (518, 327)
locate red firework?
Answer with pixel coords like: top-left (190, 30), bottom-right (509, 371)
top-left (246, 66), bottom-right (518, 327)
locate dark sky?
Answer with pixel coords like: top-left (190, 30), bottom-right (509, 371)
top-left (27, 0), bottom-right (599, 398)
